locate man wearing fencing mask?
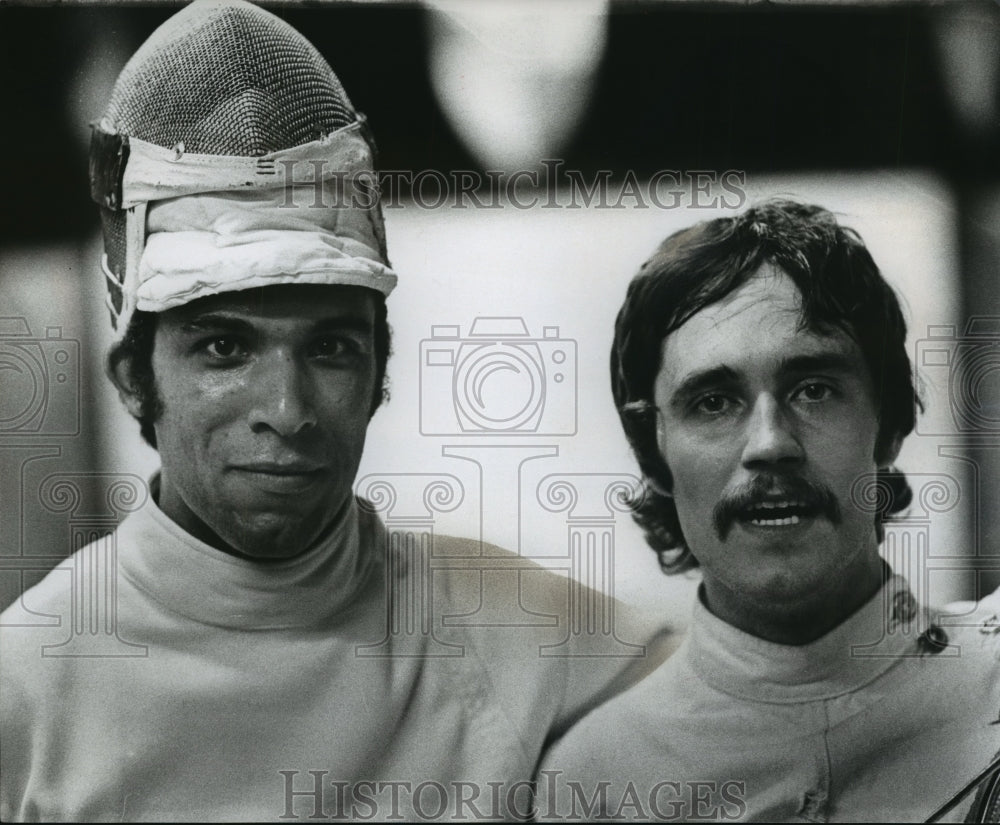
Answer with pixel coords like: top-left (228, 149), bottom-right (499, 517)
top-left (0, 2), bottom-right (672, 820)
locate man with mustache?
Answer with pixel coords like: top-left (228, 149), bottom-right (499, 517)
top-left (0, 2), bottom-right (671, 820)
top-left (539, 200), bottom-right (999, 821)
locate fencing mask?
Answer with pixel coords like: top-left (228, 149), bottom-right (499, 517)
top-left (90, 0), bottom-right (396, 338)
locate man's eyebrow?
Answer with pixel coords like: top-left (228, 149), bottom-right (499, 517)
top-left (311, 316), bottom-right (374, 335)
top-left (179, 314), bottom-right (255, 335)
top-left (177, 314), bottom-right (374, 335)
top-left (778, 353), bottom-right (859, 376)
top-left (668, 365), bottom-right (741, 409)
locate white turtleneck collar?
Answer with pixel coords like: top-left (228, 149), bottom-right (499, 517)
top-left (685, 573), bottom-right (934, 703)
top-left (116, 477), bottom-right (381, 631)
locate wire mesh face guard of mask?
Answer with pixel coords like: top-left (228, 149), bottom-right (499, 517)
top-left (89, 0), bottom-right (396, 338)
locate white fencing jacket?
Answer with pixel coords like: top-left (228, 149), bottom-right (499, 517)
top-left (540, 574), bottom-right (1000, 822)
top-left (1, 492), bottom-right (673, 822)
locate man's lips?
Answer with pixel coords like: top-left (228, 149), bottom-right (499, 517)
top-left (713, 476), bottom-right (841, 539)
top-left (738, 498), bottom-right (815, 527)
top-left (234, 462), bottom-right (324, 475)
top-left (230, 462), bottom-right (327, 493)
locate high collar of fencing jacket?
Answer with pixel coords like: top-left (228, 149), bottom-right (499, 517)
top-left (685, 573), bottom-right (930, 703)
top-left (117, 478), bottom-right (381, 631)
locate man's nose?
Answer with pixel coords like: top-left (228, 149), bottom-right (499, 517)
top-left (740, 394), bottom-right (804, 468)
top-left (248, 353), bottom-right (317, 437)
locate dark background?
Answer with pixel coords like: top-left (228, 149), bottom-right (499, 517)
top-left (2, 1), bottom-right (997, 242)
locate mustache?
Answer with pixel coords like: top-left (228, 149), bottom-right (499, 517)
top-left (712, 474), bottom-right (841, 540)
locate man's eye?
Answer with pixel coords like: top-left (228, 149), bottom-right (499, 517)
top-left (310, 338), bottom-right (342, 358)
top-left (309, 337), bottom-right (355, 359)
top-left (201, 337), bottom-right (246, 359)
top-left (693, 394), bottom-right (735, 416)
top-left (794, 382), bottom-right (834, 403)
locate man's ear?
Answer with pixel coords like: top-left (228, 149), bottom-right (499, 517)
top-left (106, 354), bottom-right (144, 419)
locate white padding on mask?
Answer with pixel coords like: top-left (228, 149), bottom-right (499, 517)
top-left (135, 179), bottom-right (396, 311)
top-left (120, 121), bottom-right (376, 206)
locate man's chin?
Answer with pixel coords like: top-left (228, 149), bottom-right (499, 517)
top-left (705, 566), bottom-right (836, 620)
top-left (713, 548), bottom-right (870, 608)
top-left (212, 480), bottom-right (350, 560)
top-left (218, 511), bottom-right (329, 562)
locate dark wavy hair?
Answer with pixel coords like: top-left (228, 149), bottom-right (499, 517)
top-left (610, 200), bottom-right (920, 574)
top-left (108, 294), bottom-right (392, 450)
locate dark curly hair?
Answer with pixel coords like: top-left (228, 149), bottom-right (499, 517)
top-left (108, 294), bottom-right (392, 450)
top-left (610, 200), bottom-right (920, 574)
